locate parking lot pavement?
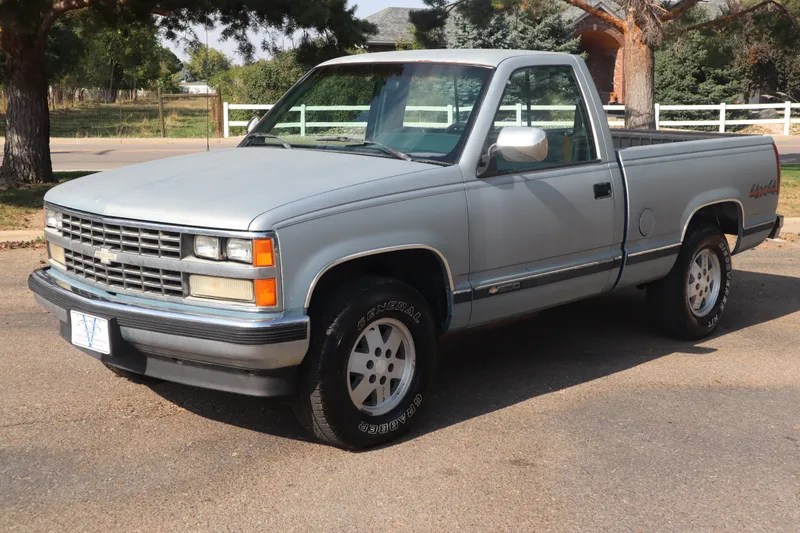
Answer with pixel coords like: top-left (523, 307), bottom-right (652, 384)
top-left (1, 241), bottom-right (799, 532)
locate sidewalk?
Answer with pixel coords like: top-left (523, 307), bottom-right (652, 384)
top-left (783, 216), bottom-right (800, 234)
top-left (2, 218), bottom-right (798, 245)
top-left (0, 229), bottom-right (43, 243)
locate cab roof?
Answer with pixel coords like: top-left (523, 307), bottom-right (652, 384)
top-left (319, 49), bottom-right (571, 68)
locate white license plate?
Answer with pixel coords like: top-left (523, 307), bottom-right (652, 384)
top-left (70, 310), bottom-right (111, 355)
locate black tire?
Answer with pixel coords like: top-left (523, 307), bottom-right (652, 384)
top-left (647, 223), bottom-right (732, 340)
top-left (102, 362), bottom-right (163, 385)
top-left (294, 276), bottom-right (437, 449)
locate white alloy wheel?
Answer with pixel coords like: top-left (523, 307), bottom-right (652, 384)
top-left (686, 248), bottom-right (722, 318)
top-left (346, 318), bottom-right (416, 416)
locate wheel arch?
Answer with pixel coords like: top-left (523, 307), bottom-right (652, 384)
top-left (305, 245), bottom-right (455, 331)
top-left (681, 199), bottom-right (744, 246)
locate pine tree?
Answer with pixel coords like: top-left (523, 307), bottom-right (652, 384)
top-left (447, 5), bottom-right (579, 53)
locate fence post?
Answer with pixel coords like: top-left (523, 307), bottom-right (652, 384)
top-left (784, 101), bottom-right (792, 136)
top-left (515, 103), bottom-right (523, 126)
top-left (157, 87), bottom-right (165, 138)
top-left (719, 102), bottom-right (726, 133)
top-left (654, 103), bottom-right (660, 130)
top-left (300, 104), bottom-right (307, 136)
top-left (215, 90), bottom-right (223, 138)
top-left (447, 104), bottom-right (454, 125)
top-left (223, 102), bottom-right (229, 138)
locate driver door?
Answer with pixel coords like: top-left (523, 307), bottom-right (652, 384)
top-left (466, 65), bottom-right (618, 325)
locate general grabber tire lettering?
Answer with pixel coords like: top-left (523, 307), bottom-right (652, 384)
top-left (294, 276), bottom-right (437, 449)
top-left (647, 223), bottom-right (732, 340)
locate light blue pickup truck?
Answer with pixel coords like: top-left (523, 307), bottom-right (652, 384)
top-left (30, 50), bottom-right (782, 448)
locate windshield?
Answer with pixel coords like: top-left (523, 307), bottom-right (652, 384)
top-left (249, 62), bottom-right (494, 164)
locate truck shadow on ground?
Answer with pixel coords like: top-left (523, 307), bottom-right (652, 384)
top-left (150, 269), bottom-right (800, 446)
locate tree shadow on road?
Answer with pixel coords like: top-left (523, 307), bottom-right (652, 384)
top-left (149, 269), bottom-right (800, 447)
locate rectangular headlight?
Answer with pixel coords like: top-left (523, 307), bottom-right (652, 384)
top-left (45, 209), bottom-right (62, 230)
top-left (194, 236), bottom-right (222, 260)
top-left (189, 275), bottom-right (254, 302)
top-left (226, 238), bottom-right (253, 264)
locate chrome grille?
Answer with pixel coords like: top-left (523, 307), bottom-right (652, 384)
top-left (61, 213), bottom-right (181, 259)
top-left (64, 249), bottom-right (184, 297)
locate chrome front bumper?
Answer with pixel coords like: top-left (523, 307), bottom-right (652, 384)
top-left (28, 268), bottom-right (309, 396)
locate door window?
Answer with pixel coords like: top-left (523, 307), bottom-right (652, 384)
top-left (487, 66), bottom-right (597, 173)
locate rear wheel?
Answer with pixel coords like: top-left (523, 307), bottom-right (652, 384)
top-left (294, 277), bottom-right (437, 449)
top-left (647, 224), bottom-right (732, 340)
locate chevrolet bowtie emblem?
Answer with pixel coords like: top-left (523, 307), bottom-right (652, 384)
top-left (94, 247), bottom-right (118, 265)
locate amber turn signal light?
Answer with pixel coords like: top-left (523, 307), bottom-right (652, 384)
top-left (253, 238), bottom-right (274, 267)
top-left (255, 278), bottom-right (277, 307)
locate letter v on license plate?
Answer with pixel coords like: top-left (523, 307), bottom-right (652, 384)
top-left (70, 310), bottom-right (111, 355)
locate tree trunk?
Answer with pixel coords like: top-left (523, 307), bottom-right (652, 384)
top-left (622, 20), bottom-right (656, 130)
top-left (0, 30), bottom-right (54, 185)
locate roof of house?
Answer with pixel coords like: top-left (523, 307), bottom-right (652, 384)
top-left (364, 7), bottom-right (416, 45)
top-left (565, 0), bottom-right (728, 24)
top-left (563, 1), bottom-right (624, 22)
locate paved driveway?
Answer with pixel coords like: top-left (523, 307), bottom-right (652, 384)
top-left (1, 240), bottom-right (799, 531)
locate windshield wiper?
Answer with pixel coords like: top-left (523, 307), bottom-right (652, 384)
top-left (315, 135), bottom-right (412, 161)
top-left (243, 132), bottom-right (292, 149)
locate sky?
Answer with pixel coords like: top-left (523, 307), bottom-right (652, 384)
top-left (163, 0), bottom-right (426, 63)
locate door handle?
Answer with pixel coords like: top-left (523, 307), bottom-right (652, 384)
top-left (594, 182), bottom-right (612, 199)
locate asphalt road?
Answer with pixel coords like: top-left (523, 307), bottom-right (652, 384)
top-left (2, 240), bottom-right (799, 531)
top-left (49, 138), bottom-right (241, 171)
top-left (772, 136), bottom-right (800, 164)
top-left (0, 134), bottom-right (799, 172)
top-left (2, 138), bottom-right (241, 172)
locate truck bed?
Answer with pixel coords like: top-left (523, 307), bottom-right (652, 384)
top-left (612, 129), bottom-right (778, 289)
top-left (611, 129), bottom-right (748, 150)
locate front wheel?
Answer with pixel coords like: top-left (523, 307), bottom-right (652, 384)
top-left (294, 277), bottom-right (437, 449)
top-left (647, 224), bottom-right (732, 340)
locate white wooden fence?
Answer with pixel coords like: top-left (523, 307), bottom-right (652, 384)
top-left (223, 101), bottom-right (800, 137)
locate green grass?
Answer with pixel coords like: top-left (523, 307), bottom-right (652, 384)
top-left (779, 165), bottom-right (800, 217)
top-left (0, 99), bottom-right (218, 138)
top-left (0, 171), bottom-right (94, 230)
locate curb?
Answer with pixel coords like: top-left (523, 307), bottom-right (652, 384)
top-left (782, 217), bottom-right (800, 235)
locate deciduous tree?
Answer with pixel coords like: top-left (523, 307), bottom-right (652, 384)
top-left (185, 46), bottom-right (231, 82)
top-left (0, 0), bottom-right (372, 185)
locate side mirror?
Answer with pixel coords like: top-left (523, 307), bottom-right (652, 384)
top-left (494, 126), bottom-right (548, 163)
top-left (246, 115), bottom-right (260, 133)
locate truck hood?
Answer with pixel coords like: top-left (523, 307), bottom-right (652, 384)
top-left (44, 147), bottom-right (436, 230)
